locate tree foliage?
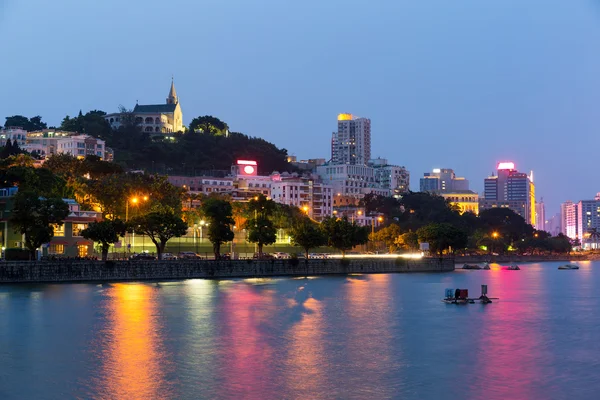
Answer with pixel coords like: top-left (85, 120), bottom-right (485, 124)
top-left (321, 216), bottom-right (369, 257)
top-left (4, 115), bottom-right (47, 131)
top-left (128, 211), bottom-right (188, 259)
top-left (201, 198), bottom-right (235, 258)
top-left (290, 219), bottom-right (327, 258)
top-left (9, 192), bottom-right (70, 259)
top-left (81, 219), bottom-right (127, 260)
top-left (417, 223), bottom-right (468, 256)
top-left (370, 223), bottom-right (402, 253)
top-left (189, 115), bottom-right (229, 135)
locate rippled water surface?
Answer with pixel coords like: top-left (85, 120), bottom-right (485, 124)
top-left (1, 261), bottom-right (599, 399)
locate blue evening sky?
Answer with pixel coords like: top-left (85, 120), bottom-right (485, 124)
top-left (1, 0), bottom-right (600, 215)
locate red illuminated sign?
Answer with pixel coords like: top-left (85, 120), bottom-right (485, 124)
top-left (497, 162), bottom-right (515, 170)
top-left (237, 160), bottom-right (257, 166)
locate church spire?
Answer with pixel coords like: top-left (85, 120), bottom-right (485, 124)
top-left (167, 77), bottom-right (178, 105)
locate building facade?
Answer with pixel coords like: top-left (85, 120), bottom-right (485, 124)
top-left (370, 158), bottom-right (410, 197)
top-left (480, 162), bottom-right (536, 226)
top-left (0, 189), bottom-right (102, 258)
top-left (270, 173), bottom-right (333, 221)
top-left (561, 201), bottom-right (578, 239)
top-left (535, 200), bottom-right (546, 232)
top-left (419, 168), bottom-right (469, 193)
top-left (105, 80), bottom-right (183, 134)
top-left (440, 191), bottom-right (479, 215)
top-left (331, 114), bottom-right (371, 165)
top-left (316, 164), bottom-right (390, 198)
top-left (0, 127), bottom-right (27, 147)
top-left (56, 135), bottom-right (107, 159)
top-left (25, 130), bottom-right (111, 160)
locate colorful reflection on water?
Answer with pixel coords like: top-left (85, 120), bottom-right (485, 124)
top-left (2, 263), bottom-right (600, 399)
top-left (94, 283), bottom-right (173, 399)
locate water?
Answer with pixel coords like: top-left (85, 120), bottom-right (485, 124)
top-left (1, 261), bottom-right (599, 400)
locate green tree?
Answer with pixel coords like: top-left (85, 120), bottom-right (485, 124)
top-left (81, 219), bottom-right (127, 260)
top-left (370, 223), bottom-right (402, 253)
top-left (246, 216), bottom-right (277, 256)
top-left (290, 219), bottom-right (327, 258)
top-left (245, 194), bottom-right (278, 256)
top-left (548, 234), bottom-right (572, 254)
top-left (9, 192), bottom-right (70, 259)
top-left (201, 198), bottom-right (234, 258)
top-left (417, 223), bottom-right (468, 256)
top-left (128, 211), bottom-right (188, 260)
top-left (395, 230), bottom-right (419, 252)
top-left (320, 216), bottom-right (369, 257)
top-left (189, 115), bottom-right (229, 135)
top-left (4, 115), bottom-right (47, 131)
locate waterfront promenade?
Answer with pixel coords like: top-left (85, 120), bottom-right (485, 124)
top-left (0, 257), bottom-right (454, 284)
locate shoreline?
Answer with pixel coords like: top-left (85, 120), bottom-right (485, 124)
top-left (0, 257), bottom-right (454, 284)
top-left (454, 254), bottom-right (595, 263)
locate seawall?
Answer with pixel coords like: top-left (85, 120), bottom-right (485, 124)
top-left (0, 257), bottom-right (454, 284)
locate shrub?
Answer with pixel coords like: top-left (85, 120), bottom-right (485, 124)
top-left (4, 248), bottom-right (31, 261)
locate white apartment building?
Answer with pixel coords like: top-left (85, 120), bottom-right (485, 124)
top-left (576, 195), bottom-right (600, 249)
top-left (270, 173), bottom-right (333, 221)
top-left (370, 158), bottom-right (410, 197)
top-left (561, 201), bottom-right (578, 239)
top-left (316, 164), bottom-right (390, 198)
top-left (0, 127), bottom-right (27, 147)
top-left (56, 135), bottom-right (107, 159)
top-left (331, 114), bottom-right (371, 166)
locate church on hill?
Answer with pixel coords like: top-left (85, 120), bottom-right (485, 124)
top-left (105, 80), bottom-right (183, 134)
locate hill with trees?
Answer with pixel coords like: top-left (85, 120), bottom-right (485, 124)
top-left (4, 112), bottom-right (294, 175)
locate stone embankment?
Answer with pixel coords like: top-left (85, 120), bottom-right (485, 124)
top-left (0, 257), bottom-right (454, 284)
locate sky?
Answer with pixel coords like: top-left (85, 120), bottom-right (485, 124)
top-left (1, 0), bottom-right (600, 215)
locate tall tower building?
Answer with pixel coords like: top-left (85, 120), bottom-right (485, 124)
top-left (331, 114), bottom-right (371, 165)
top-left (480, 162), bottom-right (536, 226)
top-left (535, 199), bottom-right (546, 231)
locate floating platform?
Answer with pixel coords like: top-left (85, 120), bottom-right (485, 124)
top-left (443, 285), bottom-right (498, 304)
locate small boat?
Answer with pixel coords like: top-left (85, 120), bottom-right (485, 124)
top-left (483, 263), bottom-right (491, 270)
top-left (463, 264), bottom-right (482, 270)
top-left (507, 264), bottom-right (520, 270)
top-left (558, 264), bottom-right (579, 270)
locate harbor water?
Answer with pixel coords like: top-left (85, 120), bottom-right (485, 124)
top-left (1, 261), bottom-right (599, 399)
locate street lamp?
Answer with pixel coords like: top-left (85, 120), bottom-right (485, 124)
top-left (492, 231), bottom-right (499, 254)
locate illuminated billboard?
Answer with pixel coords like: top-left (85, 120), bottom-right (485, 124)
top-left (497, 162), bottom-right (515, 170)
top-left (236, 160), bottom-right (258, 176)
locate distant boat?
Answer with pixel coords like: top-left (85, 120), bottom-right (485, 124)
top-left (558, 264), bottom-right (579, 270)
top-left (483, 263), bottom-right (491, 270)
top-left (463, 264), bottom-right (482, 270)
top-left (507, 264), bottom-right (520, 270)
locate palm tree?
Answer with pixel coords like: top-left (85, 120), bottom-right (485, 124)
top-left (587, 228), bottom-right (600, 250)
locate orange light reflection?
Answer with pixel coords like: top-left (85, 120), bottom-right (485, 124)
top-left (97, 284), bottom-right (172, 399)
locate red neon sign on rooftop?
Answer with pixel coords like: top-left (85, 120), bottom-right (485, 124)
top-left (497, 162), bottom-right (515, 170)
top-left (237, 160), bottom-right (257, 166)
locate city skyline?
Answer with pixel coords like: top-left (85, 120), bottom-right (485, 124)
top-left (2, 0), bottom-right (600, 214)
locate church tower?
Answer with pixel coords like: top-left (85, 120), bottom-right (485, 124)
top-left (166, 78), bottom-right (178, 105)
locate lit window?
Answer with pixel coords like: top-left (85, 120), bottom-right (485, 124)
top-left (72, 223), bottom-right (88, 237)
top-left (78, 245), bottom-right (88, 257)
top-left (49, 244), bottom-right (64, 254)
top-left (52, 224), bottom-right (65, 237)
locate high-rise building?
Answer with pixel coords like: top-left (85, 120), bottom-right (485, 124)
top-left (545, 213), bottom-right (561, 236)
top-left (561, 201), bottom-right (578, 239)
top-left (419, 168), bottom-right (469, 193)
top-left (535, 200), bottom-right (546, 231)
top-left (574, 193), bottom-right (600, 248)
top-left (480, 162), bottom-right (536, 226)
top-left (331, 114), bottom-right (371, 166)
top-left (370, 158), bottom-right (410, 197)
